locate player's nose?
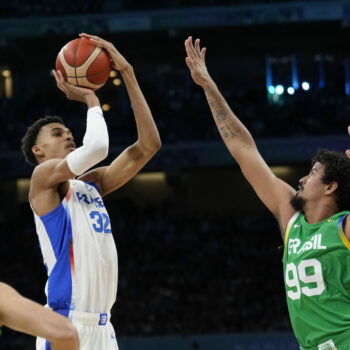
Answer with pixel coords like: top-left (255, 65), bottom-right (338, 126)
top-left (299, 176), bottom-right (307, 186)
top-left (65, 133), bottom-right (74, 141)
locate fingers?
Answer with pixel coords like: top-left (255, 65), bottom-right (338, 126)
top-left (185, 36), bottom-right (197, 59)
top-left (79, 33), bottom-right (99, 40)
top-left (52, 70), bottom-right (70, 97)
top-left (185, 57), bottom-right (194, 69)
top-left (194, 38), bottom-right (201, 56)
top-left (79, 33), bottom-right (106, 48)
top-left (201, 47), bottom-right (206, 60)
top-left (185, 36), bottom-right (204, 62)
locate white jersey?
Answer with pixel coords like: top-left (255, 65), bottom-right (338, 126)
top-left (32, 179), bottom-right (118, 316)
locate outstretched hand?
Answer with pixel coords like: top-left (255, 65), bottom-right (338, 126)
top-left (347, 126), bottom-right (350, 159)
top-left (184, 36), bottom-right (210, 86)
top-left (52, 70), bottom-right (97, 105)
top-left (79, 33), bottom-right (130, 72)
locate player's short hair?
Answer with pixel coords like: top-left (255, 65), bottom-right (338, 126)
top-left (312, 149), bottom-right (350, 211)
top-left (21, 116), bottom-right (64, 166)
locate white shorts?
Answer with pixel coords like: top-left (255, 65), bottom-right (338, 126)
top-left (36, 311), bottom-right (119, 350)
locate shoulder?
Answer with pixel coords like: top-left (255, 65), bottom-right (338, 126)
top-left (30, 159), bottom-right (71, 200)
top-left (342, 213), bottom-right (350, 239)
top-left (31, 159), bottom-right (63, 180)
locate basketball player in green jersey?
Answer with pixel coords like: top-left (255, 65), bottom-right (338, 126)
top-left (185, 36), bottom-right (350, 350)
top-left (0, 282), bottom-right (79, 350)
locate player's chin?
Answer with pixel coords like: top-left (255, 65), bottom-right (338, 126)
top-left (63, 148), bottom-right (75, 158)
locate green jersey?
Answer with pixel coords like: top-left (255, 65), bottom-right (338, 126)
top-left (283, 211), bottom-right (350, 350)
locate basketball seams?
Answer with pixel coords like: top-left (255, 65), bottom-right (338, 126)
top-left (76, 47), bottom-right (101, 72)
top-left (59, 50), bottom-right (110, 79)
top-left (65, 68), bottom-right (112, 79)
top-left (76, 77), bottom-right (103, 90)
top-left (56, 38), bottom-right (110, 90)
top-left (58, 49), bottom-right (76, 77)
top-left (74, 39), bottom-right (80, 87)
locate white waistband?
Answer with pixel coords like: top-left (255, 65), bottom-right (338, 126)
top-left (69, 310), bottom-right (110, 326)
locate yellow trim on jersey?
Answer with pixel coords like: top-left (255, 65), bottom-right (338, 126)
top-left (339, 232), bottom-right (350, 250)
top-left (283, 212), bottom-right (301, 256)
top-left (338, 215), bottom-right (350, 250)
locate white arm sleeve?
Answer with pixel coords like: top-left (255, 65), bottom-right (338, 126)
top-left (66, 106), bottom-right (109, 176)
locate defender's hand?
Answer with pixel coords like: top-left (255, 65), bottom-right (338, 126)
top-left (185, 36), bottom-right (210, 87)
top-left (79, 33), bottom-right (130, 72)
top-left (52, 70), bottom-right (98, 107)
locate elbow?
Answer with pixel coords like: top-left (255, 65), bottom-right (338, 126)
top-left (153, 137), bottom-right (162, 152)
top-left (150, 133), bottom-right (162, 152)
top-left (145, 137), bottom-right (162, 156)
top-left (92, 140), bottom-right (109, 161)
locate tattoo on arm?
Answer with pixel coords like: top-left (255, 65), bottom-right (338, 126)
top-left (206, 86), bottom-right (244, 140)
top-left (216, 110), bottom-right (227, 121)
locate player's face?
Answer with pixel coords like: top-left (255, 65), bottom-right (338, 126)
top-left (34, 123), bottom-right (76, 161)
top-left (296, 162), bottom-right (327, 203)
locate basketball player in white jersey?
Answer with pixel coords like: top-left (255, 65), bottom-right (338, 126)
top-left (0, 282), bottom-right (79, 350)
top-left (21, 34), bottom-right (161, 350)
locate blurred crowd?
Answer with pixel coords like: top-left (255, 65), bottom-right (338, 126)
top-left (0, 198), bottom-right (291, 348)
top-left (0, 0), bottom-right (326, 18)
top-left (0, 0), bottom-right (103, 18)
top-left (0, 68), bottom-right (349, 156)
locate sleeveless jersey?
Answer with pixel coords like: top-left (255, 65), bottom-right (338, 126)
top-left (283, 210), bottom-right (350, 349)
top-left (32, 179), bottom-right (118, 317)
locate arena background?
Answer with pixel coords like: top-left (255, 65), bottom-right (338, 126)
top-left (0, 0), bottom-right (349, 349)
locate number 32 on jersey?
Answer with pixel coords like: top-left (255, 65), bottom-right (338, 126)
top-left (285, 258), bottom-right (325, 300)
top-left (89, 210), bottom-right (112, 234)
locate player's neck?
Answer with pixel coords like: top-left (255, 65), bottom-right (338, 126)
top-left (303, 199), bottom-right (339, 224)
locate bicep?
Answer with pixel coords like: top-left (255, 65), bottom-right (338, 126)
top-left (81, 144), bottom-right (154, 197)
top-left (238, 147), bottom-right (296, 225)
top-left (32, 159), bottom-right (75, 189)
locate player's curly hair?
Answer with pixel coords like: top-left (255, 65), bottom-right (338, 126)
top-left (21, 116), bottom-right (64, 166)
top-left (312, 149), bottom-right (350, 211)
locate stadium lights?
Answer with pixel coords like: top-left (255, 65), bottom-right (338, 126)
top-left (301, 81), bottom-right (310, 91)
top-left (287, 87), bottom-right (295, 95)
top-left (110, 70), bottom-right (117, 78)
top-left (268, 85), bottom-right (275, 94)
top-left (102, 104), bottom-right (111, 112)
top-left (1, 69), bottom-right (11, 77)
top-left (275, 85), bottom-right (284, 95)
top-left (113, 78), bottom-right (122, 86)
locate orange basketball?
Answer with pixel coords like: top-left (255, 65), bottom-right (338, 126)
top-left (55, 37), bottom-right (111, 91)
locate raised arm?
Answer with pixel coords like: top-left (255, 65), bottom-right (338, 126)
top-left (30, 71), bottom-right (109, 215)
top-left (78, 34), bottom-right (161, 196)
top-left (0, 283), bottom-right (79, 350)
top-left (185, 36), bottom-right (296, 232)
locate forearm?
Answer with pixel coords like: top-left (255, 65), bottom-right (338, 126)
top-left (120, 65), bottom-right (161, 151)
top-left (0, 284), bottom-right (78, 350)
top-left (67, 106), bottom-right (109, 175)
top-left (84, 93), bottom-right (100, 108)
top-left (202, 78), bottom-right (256, 157)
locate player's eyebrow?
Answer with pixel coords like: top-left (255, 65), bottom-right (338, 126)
top-left (50, 127), bottom-right (71, 133)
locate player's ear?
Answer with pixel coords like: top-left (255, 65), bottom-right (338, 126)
top-left (32, 145), bottom-right (44, 159)
top-left (325, 181), bottom-right (338, 195)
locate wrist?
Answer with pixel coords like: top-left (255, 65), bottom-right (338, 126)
top-left (119, 63), bottom-right (133, 74)
top-left (201, 76), bottom-right (215, 89)
top-left (84, 92), bottom-right (100, 108)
